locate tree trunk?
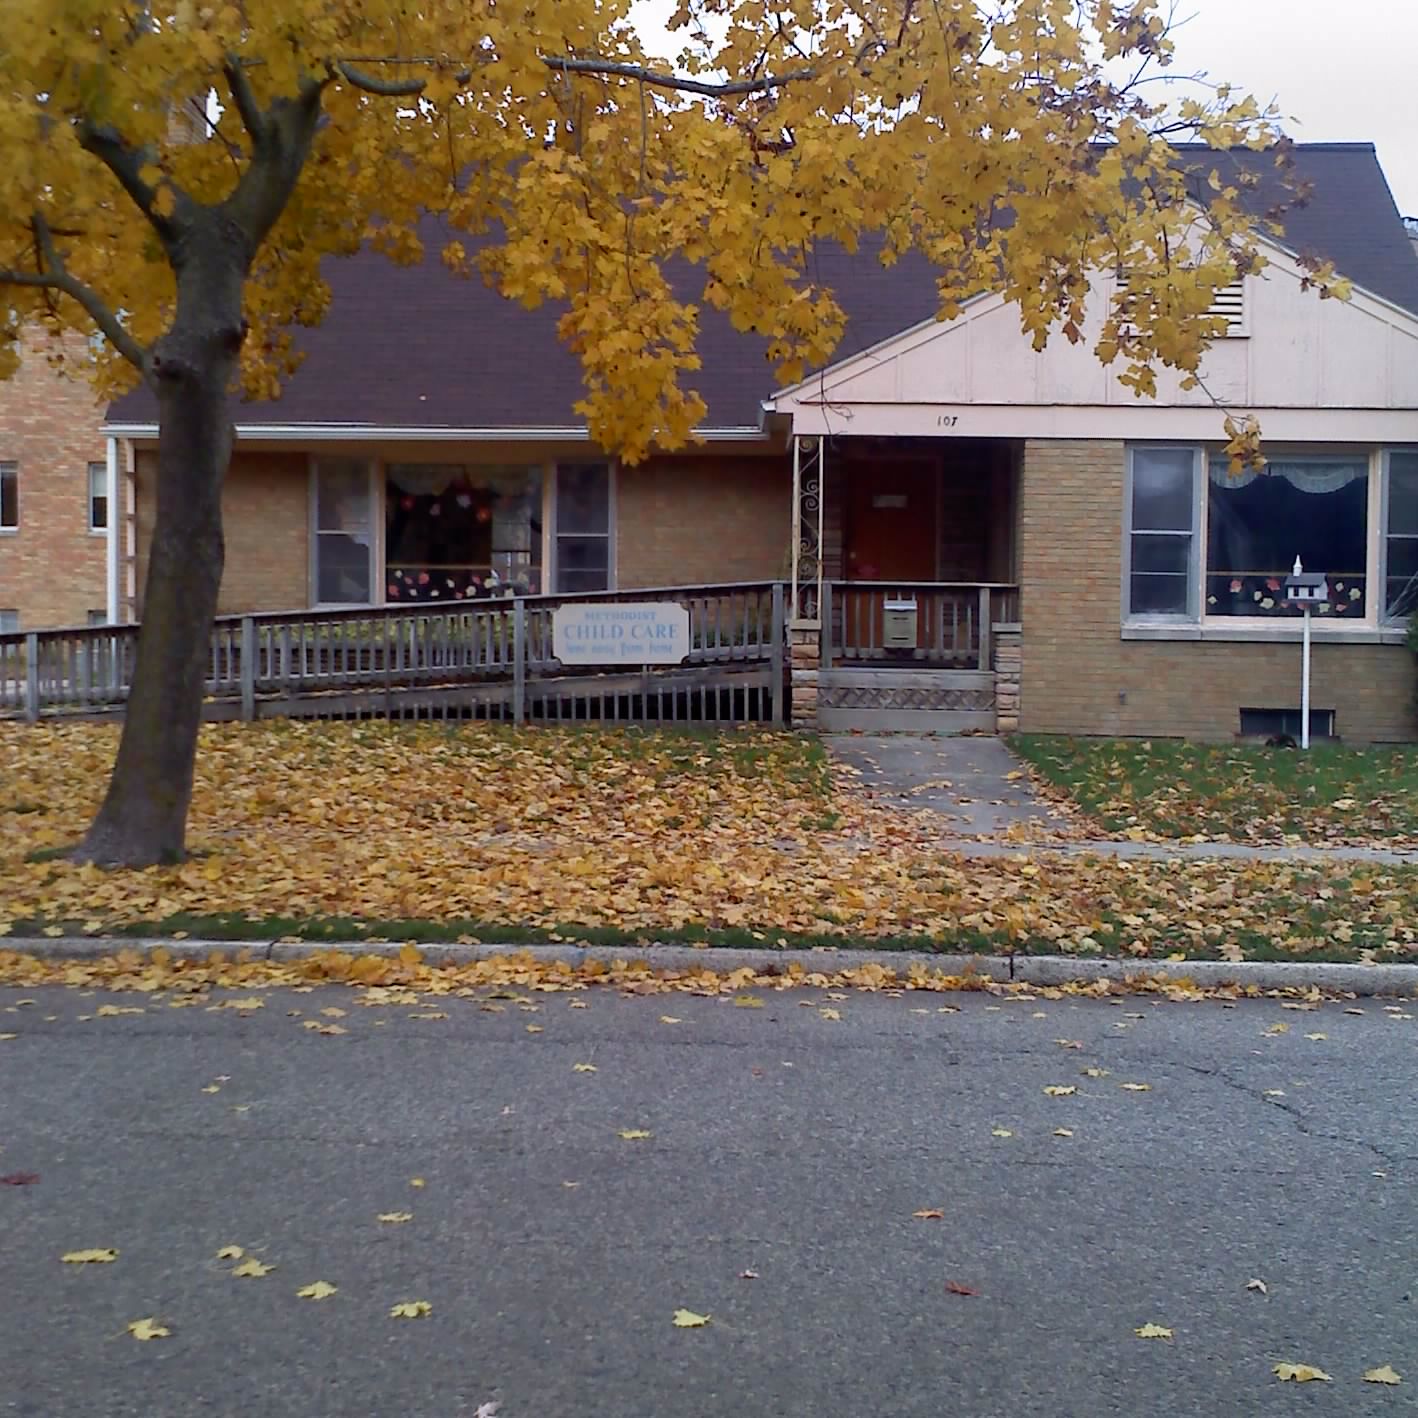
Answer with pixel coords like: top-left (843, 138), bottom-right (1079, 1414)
top-left (75, 261), bottom-right (245, 867)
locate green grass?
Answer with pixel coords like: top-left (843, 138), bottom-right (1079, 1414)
top-left (1010, 735), bottom-right (1418, 842)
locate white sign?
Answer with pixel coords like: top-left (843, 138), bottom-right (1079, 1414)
top-left (552, 601), bottom-right (690, 665)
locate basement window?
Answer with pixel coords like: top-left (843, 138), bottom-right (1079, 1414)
top-left (1239, 707), bottom-right (1336, 741)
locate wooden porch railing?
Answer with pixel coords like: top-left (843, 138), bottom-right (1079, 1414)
top-left (0, 582), bottom-right (786, 727)
top-left (822, 581), bottom-right (1021, 669)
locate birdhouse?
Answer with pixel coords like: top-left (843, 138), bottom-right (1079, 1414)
top-left (1283, 557), bottom-right (1327, 605)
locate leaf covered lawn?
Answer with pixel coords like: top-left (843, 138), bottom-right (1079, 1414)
top-left (1, 722), bottom-right (1417, 963)
top-left (1011, 735), bottom-right (1418, 845)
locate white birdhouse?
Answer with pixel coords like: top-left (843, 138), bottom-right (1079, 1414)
top-left (1283, 556), bottom-right (1327, 605)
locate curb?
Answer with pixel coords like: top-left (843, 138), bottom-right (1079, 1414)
top-left (7, 937), bottom-right (1418, 998)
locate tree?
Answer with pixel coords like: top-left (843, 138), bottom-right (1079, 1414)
top-left (0, 0), bottom-right (1343, 866)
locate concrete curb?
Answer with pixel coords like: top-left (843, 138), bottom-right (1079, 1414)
top-left (7, 936), bottom-right (1418, 998)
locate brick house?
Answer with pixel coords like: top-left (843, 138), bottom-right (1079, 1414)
top-left (0, 333), bottom-right (115, 632)
top-left (49, 142), bottom-right (1418, 738)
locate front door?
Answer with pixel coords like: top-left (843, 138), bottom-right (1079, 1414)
top-left (844, 457), bottom-right (938, 581)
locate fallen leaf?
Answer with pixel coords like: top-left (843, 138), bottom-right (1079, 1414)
top-left (0, 1033), bottom-right (15, 1041)
top-left (525, 1024), bottom-right (543, 1034)
top-left (378, 1213), bottom-right (413, 1224)
top-left (1246, 1278), bottom-right (1268, 1294)
top-left (297, 1281), bottom-right (338, 1300)
top-left (475, 1405), bottom-right (500, 1418)
top-left (389, 1300), bottom-right (432, 1318)
top-left (912, 1209), bottom-right (944, 1220)
top-left (201, 1084), bottom-right (221, 1094)
top-left (1134, 1324), bottom-right (1173, 1340)
top-left (739, 1269), bottom-right (759, 1280)
top-left (1053, 1128), bottom-right (1074, 1138)
top-left (569, 1001), bottom-right (588, 1010)
top-left (672, 1309), bottom-right (711, 1328)
top-left (216, 1245), bottom-right (244, 1261)
top-left (231, 1258), bottom-right (275, 1277)
top-left (659, 1015), bottom-right (682, 1024)
top-left (319, 1007), bottom-right (346, 1018)
top-left (1053, 1039), bottom-right (1083, 1049)
top-left (1363, 1365), bottom-right (1402, 1386)
top-left (945, 1280), bottom-right (979, 1296)
top-left (733, 995), bottom-right (764, 1009)
top-left (1304, 1033), bottom-right (1327, 1042)
top-left (572, 1063), bottom-right (597, 1073)
top-left (1043, 1085), bottom-right (1077, 1097)
top-left (1082, 1067), bottom-right (1110, 1078)
top-left (0, 1172), bottom-right (40, 1185)
top-left (819, 1008), bottom-right (842, 1021)
top-left (409, 1178), bottom-right (426, 1188)
top-left (1273, 1363), bottom-right (1331, 1383)
top-left (618, 1129), bottom-right (653, 1141)
top-left (991, 1128), bottom-right (1013, 1138)
top-left (62, 1248), bottom-right (118, 1264)
top-left (1120, 1082), bottom-right (1152, 1092)
top-left (127, 1318), bottom-right (170, 1341)
top-left (1264, 1089), bottom-right (1285, 1098)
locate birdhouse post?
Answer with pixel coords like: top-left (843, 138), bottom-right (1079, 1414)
top-left (1282, 556), bottom-right (1328, 749)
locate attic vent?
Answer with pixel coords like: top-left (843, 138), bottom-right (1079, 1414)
top-left (1207, 281), bottom-right (1246, 334)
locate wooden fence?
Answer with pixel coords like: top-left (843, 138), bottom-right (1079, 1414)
top-left (0, 582), bottom-right (787, 727)
top-left (822, 581), bottom-right (1021, 668)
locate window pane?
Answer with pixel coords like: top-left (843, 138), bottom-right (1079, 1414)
top-left (556, 535), bottom-right (609, 592)
top-left (1207, 464), bottom-right (1368, 618)
top-left (557, 463), bottom-right (610, 535)
top-left (315, 460), bottom-right (372, 603)
top-left (1129, 573), bottom-right (1190, 616)
top-left (1131, 449), bottom-right (1194, 531)
top-left (1131, 534), bottom-right (1190, 575)
top-left (1389, 455), bottom-right (1418, 536)
top-left (1385, 537), bottom-right (1418, 619)
top-left (0, 463), bottom-right (16, 528)
top-left (385, 465), bottom-right (542, 600)
top-left (88, 462), bottom-right (108, 531)
top-left (0, 609), bottom-right (18, 634)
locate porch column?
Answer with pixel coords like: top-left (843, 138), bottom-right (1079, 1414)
top-left (993, 622), bottom-right (1022, 734)
top-left (789, 435), bottom-right (825, 727)
top-left (104, 435), bottom-right (121, 624)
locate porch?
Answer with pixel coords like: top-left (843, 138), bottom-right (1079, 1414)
top-left (790, 435), bottom-right (1023, 732)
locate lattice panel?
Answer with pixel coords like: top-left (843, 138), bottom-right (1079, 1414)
top-left (819, 684), bottom-right (995, 713)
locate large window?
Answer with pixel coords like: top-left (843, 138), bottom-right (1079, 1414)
top-left (1126, 447), bottom-right (1198, 617)
top-left (1206, 458), bottom-right (1369, 619)
top-left (0, 462), bottom-right (16, 530)
top-left (313, 459), bottom-right (374, 604)
top-left (386, 464), bottom-right (542, 601)
top-left (554, 462), bottom-right (612, 593)
top-left (1385, 451), bottom-right (1418, 621)
top-left (88, 461), bottom-right (108, 533)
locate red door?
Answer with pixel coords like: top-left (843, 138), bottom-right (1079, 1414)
top-left (844, 458), bottom-right (938, 582)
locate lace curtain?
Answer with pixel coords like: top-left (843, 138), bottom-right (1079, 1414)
top-left (1208, 459), bottom-right (1367, 494)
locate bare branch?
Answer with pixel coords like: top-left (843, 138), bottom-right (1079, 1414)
top-left (223, 56), bottom-right (267, 143)
top-left (0, 214), bottom-right (148, 370)
top-left (334, 60), bottom-right (438, 97)
top-left (542, 55), bottom-right (818, 98)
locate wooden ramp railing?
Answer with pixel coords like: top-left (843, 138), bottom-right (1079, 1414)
top-left (1, 583), bottom-right (787, 728)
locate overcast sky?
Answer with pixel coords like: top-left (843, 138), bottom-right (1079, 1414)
top-left (631, 0), bottom-right (1418, 215)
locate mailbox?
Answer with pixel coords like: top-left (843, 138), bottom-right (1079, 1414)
top-left (1283, 557), bottom-right (1327, 605)
top-left (882, 596), bottom-right (918, 649)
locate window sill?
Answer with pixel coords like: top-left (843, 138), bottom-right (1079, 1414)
top-left (1122, 621), bottom-right (1408, 646)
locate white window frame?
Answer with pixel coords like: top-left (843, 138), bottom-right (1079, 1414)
top-left (308, 456), bottom-right (379, 608)
top-left (0, 461), bottom-right (17, 532)
top-left (1381, 447), bottom-right (1418, 625)
top-left (1123, 444), bottom-right (1387, 636)
top-left (87, 460), bottom-right (108, 534)
top-left (1122, 445), bottom-right (1204, 625)
top-left (548, 460), bottom-right (617, 594)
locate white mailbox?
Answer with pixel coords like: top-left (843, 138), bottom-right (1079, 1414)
top-left (882, 596), bottom-right (918, 649)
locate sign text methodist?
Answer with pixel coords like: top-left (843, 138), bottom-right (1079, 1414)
top-left (552, 602), bottom-right (691, 666)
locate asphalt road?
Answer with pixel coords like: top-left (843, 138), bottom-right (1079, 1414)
top-left (2, 978), bottom-right (1416, 1417)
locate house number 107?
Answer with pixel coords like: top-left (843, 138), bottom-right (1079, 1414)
top-left (936, 415), bottom-right (960, 427)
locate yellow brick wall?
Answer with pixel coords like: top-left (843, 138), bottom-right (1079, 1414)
top-left (135, 449), bottom-right (309, 615)
top-left (616, 454), bottom-right (791, 588)
top-left (0, 334), bottom-right (109, 629)
top-left (1018, 439), bottom-right (1416, 743)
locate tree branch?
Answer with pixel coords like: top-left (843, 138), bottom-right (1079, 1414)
top-left (334, 60), bottom-right (440, 97)
top-left (0, 214), bottom-right (148, 370)
top-left (541, 55), bottom-right (819, 97)
top-left (75, 119), bottom-right (178, 244)
top-left (223, 56), bottom-right (267, 143)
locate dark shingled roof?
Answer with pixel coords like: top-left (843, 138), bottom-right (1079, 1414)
top-left (108, 142), bottom-right (1418, 431)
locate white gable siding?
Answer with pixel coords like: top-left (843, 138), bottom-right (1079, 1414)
top-left (769, 243), bottom-right (1418, 442)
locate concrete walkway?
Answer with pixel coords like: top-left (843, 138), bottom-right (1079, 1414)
top-left (825, 733), bottom-right (1418, 864)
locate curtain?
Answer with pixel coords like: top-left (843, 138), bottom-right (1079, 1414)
top-left (1209, 459), bottom-right (1367, 493)
top-left (387, 464), bottom-right (461, 497)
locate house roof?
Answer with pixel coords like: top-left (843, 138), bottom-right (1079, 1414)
top-left (107, 142), bottom-right (1418, 433)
